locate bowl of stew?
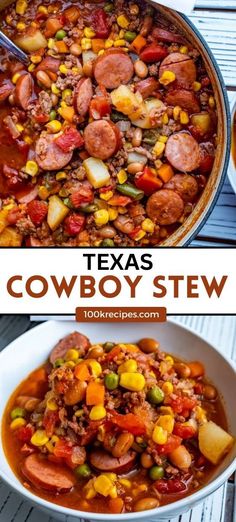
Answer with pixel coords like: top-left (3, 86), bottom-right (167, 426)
top-left (0, 0), bottom-right (230, 247)
top-left (0, 320), bottom-right (235, 521)
top-left (228, 96), bottom-right (236, 195)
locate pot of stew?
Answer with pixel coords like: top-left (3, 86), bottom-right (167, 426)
top-left (0, 0), bottom-right (230, 247)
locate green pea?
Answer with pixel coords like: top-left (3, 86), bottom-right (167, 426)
top-left (104, 3), bottom-right (114, 12)
top-left (10, 407), bottom-right (26, 420)
top-left (147, 386), bottom-right (164, 405)
top-left (49, 109), bottom-right (57, 121)
top-left (101, 239), bottom-right (114, 247)
top-left (75, 463), bottom-right (92, 478)
top-left (105, 372), bottom-right (119, 390)
top-left (54, 358), bottom-right (65, 368)
top-left (55, 29), bottom-right (67, 40)
top-left (124, 31), bottom-right (137, 42)
top-left (103, 342), bottom-right (115, 352)
top-left (149, 465), bottom-right (165, 481)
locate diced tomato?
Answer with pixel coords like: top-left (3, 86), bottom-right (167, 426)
top-left (173, 423), bottom-right (196, 439)
top-left (16, 424), bottom-right (34, 443)
top-left (111, 412), bottom-right (146, 436)
top-left (154, 478), bottom-right (187, 494)
top-left (70, 186), bottom-right (93, 208)
top-left (54, 439), bottom-right (73, 459)
top-left (140, 44), bottom-right (168, 63)
top-left (42, 410), bottom-right (58, 438)
top-left (108, 195), bottom-right (132, 207)
top-left (64, 213), bottom-right (85, 236)
top-left (27, 200), bottom-right (48, 226)
top-left (156, 434), bottom-right (182, 455)
top-left (65, 446), bottom-right (86, 469)
top-left (89, 97), bottom-right (111, 120)
top-left (194, 382), bottom-right (204, 395)
top-left (7, 207), bottom-right (22, 225)
top-left (135, 167), bottom-right (163, 196)
top-left (169, 396), bottom-right (197, 414)
top-left (91, 9), bottom-right (110, 38)
top-left (34, 113), bottom-right (50, 124)
top-left (128, 226), bottom-right (142, 240)
top-left (55, 127), bottom-right (84, 153)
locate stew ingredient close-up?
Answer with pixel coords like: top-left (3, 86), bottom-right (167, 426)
top-left (0, 0), bottom-right (218, 246)
top-left (3, 331), bottom-right (234, 514)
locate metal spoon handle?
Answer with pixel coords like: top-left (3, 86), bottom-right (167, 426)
top-left (0, 30), bottom-right (29, 64)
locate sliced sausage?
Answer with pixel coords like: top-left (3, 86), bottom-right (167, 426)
top-left (146, 189), bottom-right (184, 225)
top-left (35, 133), bottom-right (73, 171)
top-left (0, 81), bottom-right (14, 103)
top-left (74, 77), bottom-right (93, 117)
top-left (135, 78), bottom-right (159, 99)
top-left (84, 119), bottom-right (121, 160)
top-left (165, 89), bottom-right (200, 113)
top-left (165, 131), bottom-right (200, 172)
top-left (22, 453), bottom-right (76, 492)
top-left (14, 73), bottom-right (34, 111)
top-left (34, 56), bottom-right (60, 74)
top-left (50, 331), bottom-right (90, 364)
top-left (164, 173), bottom-right (198, 202)
top-left (89, 449), bottom-right (136, 474)
top-left (159, 53), bottom-right (196, 89)
top-left (94, 49), bottom-right (134, 90)
top-left (152, 27), bottom-right (186, 44)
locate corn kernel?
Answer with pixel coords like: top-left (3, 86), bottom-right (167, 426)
top-left (117, 169), bottom-right (127, 184)
top-left (118, 206), bottom-right (127, 214)
top-left (152, 141), bottom-right (165, 158)
top-left (16, 123), bottom-right (24, 133)
top-left (162, 381), bottom-right (174, 395)
top-left (46, 398), bottom-right (58, 411)
top-left (209, 96), bottom-right (215, 108)
top-left (109, 485), bottom-right (118, 498)
top-left (156, 415), bottom-right (174, 434)
top-left (12, 73), bottom-right (21, 84)
top-left (6, 15), bottom-right (13, 25)
top-left (45, 435), bottom-right (59, 453)
top-left (119, 478), bottom-right (131, 488)
top-left (85, 485), bottom-right (97, 500)
top-left (71, 66), bottom-right (81, 73)
top-left (135, 230), bottom-right (147, 241)
top-left (62, 88), bottom-right (72, 100)
top-left (94, 209), bottom-right (109, 226)
top-left (48, 38), bottom-right (55, 49)
top-left (114, 39), bottom-right (126, 47)
top-left (98, 49), bottom-right (105, 56)
top-left (56, 171), bottom-right (67, 181)
top-left (180, 110), bottom-right (189, 124)
top-left (117, 14), bottom-right (129, 29)
top-left (38, 186), bottom-right (49, 199)
top-left (159, 406), bottom-right (174, 416)
top-left (165, 355), bottom-right (174, 365)
top-left (154, 159), bottom-right (163, 170)
top-left (38, 5), bottom-right (48, 14)
top-left (88, 360), bottom-right (102, 377)
top-left (10, 418), bottom-right (26, 430)
top-left (28, 63), bottom-right (35, 72)
top-left (23, 136), bottom-right (33, 145)
top-left (173, 105), bottom-right (181, 121)
top-left (195, 405), bottom-right (207, 424)
top-left (108, 207), bottom-right (118, 221)
top-left (118, 359), bottom-right (137, 374)
top-left (51, 83), bottom-right (60, 95)
top-left (93, 474), bottom-right (112, 496)
top-left (158, 135), bottom-right (168, 144)
top-left (16, 0), bottom-right (27, 15)
top-left (105, 39), bottom-right (114, 48)
top-left (152, 425), bottom-right (168, 445)
top-left (141, 218), bottom-right (155, 234)
top-left (24, 160), bottom-right (39, 177)
top-left (90, 405), bottom-right (107, 421)
top-left (193, 81), bottom-right (201, 92)
top-left (119, 29), bottom-right (125, 38)
top-left (59, 64), bottom-right (68, 75)
top-left (31, 21), bottom-right (37, 28)
top-left (100, 190), bottom-right (113, 201)
top-left (16, 22), bottom-right (26, 31)
top-left (58, 106), bottom-right (75, 122)
top-left (31, 429), bottom-right (49, 447)
top-left (47, 120), bottom-right (62, 133)
top-left (66, 348), bottom-right (78, 362)
top-left (120, 372), bottom-right (145, 392)
top-left (84, 27), bottom-right (96, 38)
top-left (65, 361), bottom-right (75, 369)
top-left (159, 70), bottom-right (176, 86)
top-left (30, 55), bottom-right (42, 64)
top-left (81, 37), bottom-right (92, 51)
top-left (75, 409), bottom-right (84, 417)
top-left (180, 45), bottom-right (188, 54)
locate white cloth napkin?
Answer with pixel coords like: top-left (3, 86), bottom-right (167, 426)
top-left (151, 0), bottom-right (195, 14)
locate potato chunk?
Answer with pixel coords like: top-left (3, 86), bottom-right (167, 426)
top-left (47, 196), bottom-right (69, 231)
top-left (199, 421), bottom-right (234, 465)
top-left (83, 158), bottom-right (110, 189)
top-left (15, 29), bottom-right (47, 52)
top-left (0, 227), bottom-right (22, 246)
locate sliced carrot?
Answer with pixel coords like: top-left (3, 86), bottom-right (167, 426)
top-left (45, 17), bottom-right (63, 38)
top-left (109, 498), bottom-right (124, 514)
top-left (54, 41), bottom-right (69, 53)
top-left (157, 164), bottom-right (174, 183)
top-left (64, 6), bottom-right (80, 24)
top-left (91, 39), bottom-right (105, 53)
top-left (106, 346), bottom-right (121, 361)
top-left (132, 35), bottom-right (147, 53)
top-left (59, 106), bottom-right (75, 123)
top-left (75, 362), bottom-right (91, 381)
top-left (86, 381), bottom-right (105, 406)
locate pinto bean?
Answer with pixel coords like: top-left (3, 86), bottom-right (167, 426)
top-left (132, 128), bottom-right (143, 147)
top-left (88, 345), bottom-right (104, 359)
top-left (138, 338), bottom-right (159, 354)
top-left (169, 445), bottom-right (192, 471)
top-left (134, 498), bottom-right (159, 512)
top-left (140, 452), bottom-right (154, 468)
top-left (174, 362), bottom-right (191, 379)
top-left (64, 380), bottom-right (87, 406)
top-left (114, 215), bottom-right (134, 234)
top-left (98, 226), bottom-right (116, 238)
top-left (203, 384), bottom-right (217, 400)
top-left (127, 162), bottom-right (144, 174)
top-left (134, 60), bottom-right (148, 79)
top-left (36, 70), bottom-right (52, 89)
top-left (112, 433), bottom-right (134, 458)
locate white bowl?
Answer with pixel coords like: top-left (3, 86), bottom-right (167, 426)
top-left (0, 320), bottom-right (235, 522)
top-left (228, 96), bottom-right (236, 194)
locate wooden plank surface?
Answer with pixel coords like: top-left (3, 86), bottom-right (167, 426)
top-left (0, 315), bottom-right (235, 522)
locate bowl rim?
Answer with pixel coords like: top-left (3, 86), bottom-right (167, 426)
top-left (0, 318), bottom-right (235, 520)
top-left (228, 95), bottom-right (236, 195)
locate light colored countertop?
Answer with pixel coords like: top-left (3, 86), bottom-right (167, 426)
top-left (0, 315), bottom-right (235, 522)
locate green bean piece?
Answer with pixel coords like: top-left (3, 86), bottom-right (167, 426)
top-left (105, 373), bottom-right (119, 390)
top-left (10, 407), bottom-right (26, 420)
top-left (75, 464), bottom-right (92, 479)
top-left (149, 466), bottom-right (165, 480)
top-left (124, 31), bottom-right (137, 42)
top-left (55, 29), bottom-right (67, 40)
top-left (147, 386), bottom-right (164, 405)
top-left (80, 204), bottom-right (98, 213)
top-left (54, 358), bottom-right (65, 368)
top-left (117, 183), bottom-right (144, 200)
